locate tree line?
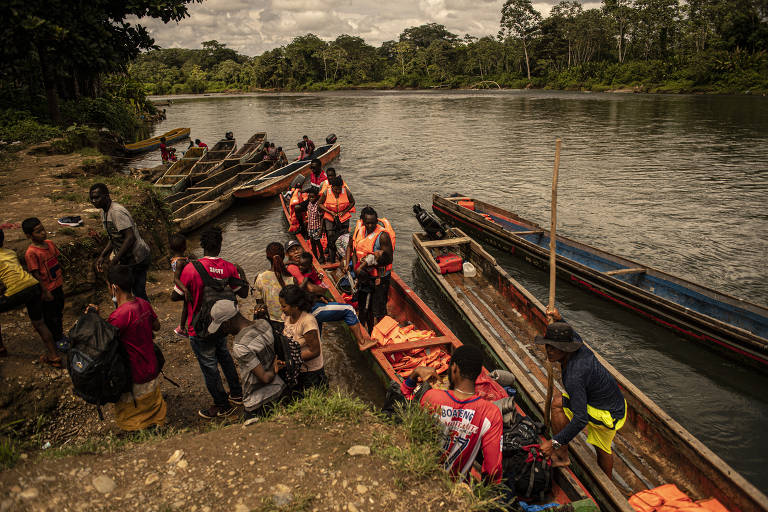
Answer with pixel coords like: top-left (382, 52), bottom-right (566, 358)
top-left (131, 0), bottom-right (768, 95)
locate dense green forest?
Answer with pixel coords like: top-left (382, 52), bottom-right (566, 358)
top-left (130, 0), bottom-right (768, 95)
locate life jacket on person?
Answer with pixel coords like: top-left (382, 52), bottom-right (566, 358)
top-left (322, 187), bottom-right (351, 223)
top-left (321, 181), bottom-right (355, 213)
top-left (288, 188), bottom-right (308, 233)
top-left (352, 218), bottom-right (396, 277)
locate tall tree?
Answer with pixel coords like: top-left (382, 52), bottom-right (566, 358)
top-left (500, 0), bottom-right (543, 80)
top-left (551, 1), bottom-right (584, 66)
top-left (602, 0), bottom-right (635, 63)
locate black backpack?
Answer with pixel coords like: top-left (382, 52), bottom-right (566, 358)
top-left (190, 260), bottom-right (247, 339)
top-left (502, 412), bottom-right (552, 501)
top-left (271, 328), bottom-right (304, 388)
top-left (67, 311), bottom-right (132, 419)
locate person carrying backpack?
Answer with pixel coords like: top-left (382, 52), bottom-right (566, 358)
top-left (208, 299), bottom-right (286, 426)
top-left (83, 265), bottom-right (166, 430)
top-left (179, 226), bottom-right (246, 419)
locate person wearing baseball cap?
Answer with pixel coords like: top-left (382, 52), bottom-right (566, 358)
top-left (209, 299), bottom-right (286, 425)
top-left (536, 321), bottom-right (627, 478)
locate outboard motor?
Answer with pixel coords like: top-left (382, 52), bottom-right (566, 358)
top-left (325, 133), bottom-right (337, 145)
top-left (413, 204), bottom-right (447, 240)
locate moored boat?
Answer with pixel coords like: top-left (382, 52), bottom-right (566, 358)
top-left (412, 226), bottom-right (768, 512)
top-left (277, 194), bottom-right (601, 511)
top-left (233, 143), bottom-right (340, 200)
top-left (432, 194), bottom-right (768, 372)
top-left (171, 138), bottom-right (237, 193)
top-left (218, 132), bottom-right (266, 171)
top-left (172, 160), bottom-right (276, 233)
top-left (154, 147), bottom-right (206, 192)
top-left (123, 127), bottom-right (190, 154)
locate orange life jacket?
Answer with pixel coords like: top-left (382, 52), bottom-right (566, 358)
top-left (629, 484), bottom-right (728, 512)
top-left (352, 218), bottom-right (395, 277)
top-left (288, 188), bottom-right (308, 232)
top-left (322, 187), bottom-right (351, 223)
top-left (320, 179), bottom-right (349, 195)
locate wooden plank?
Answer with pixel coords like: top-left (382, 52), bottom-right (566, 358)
top-left (190, 200), bottom-right (215, 204)
top-left (445, 196), bottom-right (473, 201)
top-left (419, 236), bottom-right (472, 248)
top-left (513, 230), bottom-right (545, 236)
top-left (605, 267), bottom-right (646, 276)
top-left (187, 187), bottom-right (212, 191)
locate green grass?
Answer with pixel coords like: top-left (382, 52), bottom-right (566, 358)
top-left (78, 147), bottom-right (102, 157)
top-left (58, 227), bottom-right (78, 236)
top-left (47, 190), bottom-right (86, 203)
top-left (275, 387), bottom-right (372, 425)
top-left (0, 436), bottom-right (20, 469)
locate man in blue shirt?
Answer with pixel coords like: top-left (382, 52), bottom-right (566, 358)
top-left (537, 321), bottom-right (627, 478)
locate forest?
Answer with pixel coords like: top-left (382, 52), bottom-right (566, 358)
top-left (129, 0), bottom-right (768, 95)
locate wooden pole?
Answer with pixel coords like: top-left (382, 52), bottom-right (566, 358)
top-left (545, 138), bottom-right (562, 431)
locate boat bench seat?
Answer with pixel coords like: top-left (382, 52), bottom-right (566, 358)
top-left (420, 237), bottom-right (472, 248)
top-left (604, 267), bottom-right (646, 276)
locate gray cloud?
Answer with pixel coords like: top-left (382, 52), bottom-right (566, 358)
top-left (132, 0), bottom-right (600, 56)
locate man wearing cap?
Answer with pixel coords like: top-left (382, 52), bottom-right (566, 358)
top-left (536, 321), bottom-right (627, 477)
top-left (208, 300), bottom-right (286, 426)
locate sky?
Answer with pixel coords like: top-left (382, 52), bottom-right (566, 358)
top-left (133, 0), bottom-right (596, 57)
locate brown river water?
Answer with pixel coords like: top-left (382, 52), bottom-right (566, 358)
top-left (133, 90), bottom-right (768, 492)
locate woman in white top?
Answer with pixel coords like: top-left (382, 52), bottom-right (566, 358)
top-left (279, 284), bottom-right (327, 391)
top-left (253, 242), bottom-right (294, 334)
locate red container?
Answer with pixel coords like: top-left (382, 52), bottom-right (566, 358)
top-left (436, 253), bottom-right (463, 274)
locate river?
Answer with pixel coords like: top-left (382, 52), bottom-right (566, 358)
top-left (135, 90), bottom-right (768, 492)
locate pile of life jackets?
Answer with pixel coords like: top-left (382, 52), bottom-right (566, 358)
top-left (372, 316), bottom-right (508, 402)
top-left (629, 484), bottom-right (728, 512)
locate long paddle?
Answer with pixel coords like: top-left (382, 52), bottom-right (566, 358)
top-left (544, 139), bottom-right (562, 432)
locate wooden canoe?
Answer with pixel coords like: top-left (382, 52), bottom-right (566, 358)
top-left (124, 127), bottom-right (190, 154)
top-left (412, 227), bottom-right (768, 512)
top-left (233, 143), bottom-right (341, 199)
top-left (432, 194), bottom-right (768, 372)
top-left (218, 132), bottom-right (267, 172)
top-left (154, 147), bottom-right (206, 192)
top-left (170, 139), bottom-right (237, 193)
top-left (276, 194), bottom-right (600, 510)
top-left (172, 160), bottom-right (276, 233)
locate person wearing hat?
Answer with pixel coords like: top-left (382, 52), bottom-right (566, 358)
top-left (536, 321), bottom-right (627, 477)
top-left (208, 299), bottom-right (286, 426)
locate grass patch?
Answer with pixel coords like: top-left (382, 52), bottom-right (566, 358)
top-left (47, 190), bottom-right (86, 203)
top-left (0, 436), bottom-right (20, 469)
top-left (58, 227), bottom-right (78, 236)
top-left (277, 387), bottom-right (371, 425)
top-left (78, 147), bottom-right (102, 157)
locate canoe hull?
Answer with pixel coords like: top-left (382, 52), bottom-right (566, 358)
top-left (412, 228), bottom-right (768, 512)
top-left (233, 143), bottom-right (340, 199)
top-left (124, 127), bottom-right (190, 154)
top-left (432, 194), bottom-right (768, 371)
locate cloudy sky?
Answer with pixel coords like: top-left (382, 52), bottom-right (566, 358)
top-left (136, 0), bottom-right (579, 57)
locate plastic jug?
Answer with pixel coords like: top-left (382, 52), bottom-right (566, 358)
top-left (463, 261), bottom-right (477, 278)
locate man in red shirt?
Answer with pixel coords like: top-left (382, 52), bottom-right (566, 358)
top-left (179, 226), bottom-right (246, 419)
top-left (402, 345), bottom-right (503, 483)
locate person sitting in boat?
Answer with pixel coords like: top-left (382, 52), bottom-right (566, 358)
top-left (402, 345), bottom-right (503, 483)
top-left (537, 318), bottom-right (627, 478)
top-left (284, 241), bottom-right (326, 298)
top-left (195, 139), bottom-right (209, 150)
top-left (297, 141), bottom-right (311, 161)
top-left (302, 135), bottom-right (315, 155)
top-left (344, 207), bottom-right (394, 331)
top-left (319, 168), bottom-right (349, 195)
top-left (319, 177), bottom-right (355, 264)
top-left (225, 131), bottom-right (234, 141)
top-left (168, 147), bottom-right (178, 162)
top-left (159, 137), bottom-right (170, 163)
top-left (287, 181), bottom-right (310, 235)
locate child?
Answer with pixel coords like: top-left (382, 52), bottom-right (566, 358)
top-left (0, 228), bottom-right (60, 366)
top-left (22, 218), bottom-right (68, 351)
top-left (305, 187), bottom-right (325, 263)
top-left (169, 233), bottom-right (190, 337)
top-left (298, 251), bottom-right (325, 291)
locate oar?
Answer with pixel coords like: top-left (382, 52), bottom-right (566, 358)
top-left (544, 138), bottom-right (562, 432)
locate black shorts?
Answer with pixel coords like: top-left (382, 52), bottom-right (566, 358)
top-left (0, 284), bottom-right (44, 321)
top-left (360, 274), bottom-right (390, 319)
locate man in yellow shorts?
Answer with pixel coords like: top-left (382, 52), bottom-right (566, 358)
top-left (537, 321), bottom-right (627, 478)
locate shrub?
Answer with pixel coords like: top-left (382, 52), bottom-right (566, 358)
top-left (50, 124), bottom-right (100, 153)
top-left (61, 97), bottom-right (141, 140)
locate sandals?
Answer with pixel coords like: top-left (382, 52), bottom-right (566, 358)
top-left (40, 354), bottom-right (63, 369)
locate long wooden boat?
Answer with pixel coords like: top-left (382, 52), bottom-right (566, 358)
top-left (123, 127), bottom-right (190, 154)
top-left (171, 139), bottom-right (237, 191)
top-left (218, 131), bottom-right (266, 171)
top-left (432, 194), bottom-right (768, 371)
top-left (233, 143), bottom-right (340, 199)
top-left (171, 160), bottom-right (276, 233)
top-left (163, 132), bottom-right (267, 209)
top-left (154, 147), bottom-right (206, 192)
top-left (276, 195), bottom-right (599, 510)
top-left (412, 227), bottom-right (768, 512)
